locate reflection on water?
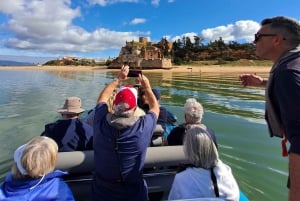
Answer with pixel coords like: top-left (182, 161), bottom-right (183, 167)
top-left (0, 69), bottom-right (288, 200)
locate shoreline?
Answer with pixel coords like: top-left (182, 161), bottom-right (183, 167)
top-left (0, 65), bottom-right (271, 73)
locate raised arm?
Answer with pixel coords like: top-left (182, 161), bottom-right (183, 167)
top-left (239, 73), bottom-right (267, 87)
top-left (137, 74), bottom-right (159, 119)
top-left (97, 65), bottom-right (129, 104)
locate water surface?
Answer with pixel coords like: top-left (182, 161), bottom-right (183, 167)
top-left (0, 69), bottom-right (288, 201)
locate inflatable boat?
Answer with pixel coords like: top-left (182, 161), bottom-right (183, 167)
top-left (56, 145), bottom-right (249, 201)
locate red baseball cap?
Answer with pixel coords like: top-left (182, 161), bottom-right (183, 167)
top-left (114, 87), bottom-right (137, 111)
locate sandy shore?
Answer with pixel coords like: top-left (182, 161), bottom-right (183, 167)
top-left (0, 65), bottom-right (271, 73)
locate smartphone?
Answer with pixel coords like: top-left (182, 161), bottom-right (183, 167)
top-left (128, 69), bottom-right (142, 77)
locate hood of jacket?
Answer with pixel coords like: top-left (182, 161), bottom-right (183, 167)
top-left (1, 170), bottom-right (67, 196)
top-left (106, 113), bottom-right (141, 130)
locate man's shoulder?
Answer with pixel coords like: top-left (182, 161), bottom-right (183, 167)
top-left (43, 119), bottom-right (74, 132)
top-left (95, 102), bottom-right (107, 110)
top-left (134, 113), bottom-right (157, 132)
top-left (286, 56), bottom-right (300, 71)
top-left (170, 125), bottom-right (185, 132)
top-left (168, 125), bottom-right (185, 139)
top-left (278, 51), bottom-right (300, 71)
top-left (45, 121), bottom-right (57, 127)
top-left (94, 103), bottom-right (108, 118)
top-left (44, 121), bottom-right (61, 131)
top-left (276, 57), bottom-right (300, 80)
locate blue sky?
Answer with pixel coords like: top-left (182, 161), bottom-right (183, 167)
top-left (0, 0), bottom-right (300, 63)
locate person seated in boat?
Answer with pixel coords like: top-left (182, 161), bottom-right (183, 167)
top-left (41, 96), bottom-right (93, 152)
top-left (168, 125), bottom-right (239, 201)
top-left (138, 87), bottom-right (177, 138)
top-left (138, 88), bottom-right (168, 129)
top-left (137, 87), bottom-right (173, 146)
top-left (0, 136), bottom-right (75, 201)
top-left (167, 98), bottom-right (217, 147)
top-left (92, 65), bottom-right (159, 201)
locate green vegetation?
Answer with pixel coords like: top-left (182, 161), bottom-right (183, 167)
top-left (44, 36), bottom-right (271, 67)
top-left (44, 57), bottom-right (106, 66)
top-left (184, 59), bottom-right (272, 66)
top-left (170, 36), bottom-right (269, 66)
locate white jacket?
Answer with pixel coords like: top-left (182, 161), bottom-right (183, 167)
top-left (168, 160), bottom-right (239, 201)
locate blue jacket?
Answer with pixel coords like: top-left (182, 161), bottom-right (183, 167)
top-left (41, 118), bottom-right (93, 152)
top-left (0, 170), bottom-right (74, 201)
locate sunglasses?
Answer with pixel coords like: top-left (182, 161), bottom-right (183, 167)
top-left (254, 33), bottom-right (277, 43)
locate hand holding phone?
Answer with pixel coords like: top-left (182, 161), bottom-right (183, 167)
top-left (128, 69), bottom-right (142, 77)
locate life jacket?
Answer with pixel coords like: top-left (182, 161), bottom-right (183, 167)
top-left (265, 47), bottom-right (300, 156)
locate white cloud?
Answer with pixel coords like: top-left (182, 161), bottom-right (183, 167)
top-left (89, 0), bottom-right (139, 6)
top-left (0, 0), bottom-right (23, 13)
top-left (0, 0), bottom-right (261, 59)
top-left (201, 20), bottom-right (260, 43)
top-left (130, 18), bottom-right (146, 25)
top-left (169, 32), bottom-right (198, 43)
top-left (5, 26), bottom-right (144, 53)
top-left (0, 0), bottom-right (147, 55)
top-left (166, 21), bottom-right (259, 45)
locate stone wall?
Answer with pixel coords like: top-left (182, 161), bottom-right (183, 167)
top-left (108, 37), bottom-right (173, 69)
top-left (139, 58), bottom-right (172, 69)
top-left (108, 58), bottom-right (172, 69)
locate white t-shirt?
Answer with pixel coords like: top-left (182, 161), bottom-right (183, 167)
top-left (168, 160), bottom-right (239, 201)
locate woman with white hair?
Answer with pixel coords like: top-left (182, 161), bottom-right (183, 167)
top-left (167, 98), bottom-right (217, 147)
top-left (0, 136), bottom-right (75, 200)
top-left (168, 125), bottom-right (239, 201)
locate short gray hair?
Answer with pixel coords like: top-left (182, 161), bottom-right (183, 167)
top-left (261, 16), bottom-right (300, 47)
top-left (183, 125), bottom-right (218, 169)
top-left (184, 98), bottom-right (204, 124)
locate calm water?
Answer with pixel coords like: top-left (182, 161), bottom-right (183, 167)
top-left (0, 68), bottom-right (288, 201)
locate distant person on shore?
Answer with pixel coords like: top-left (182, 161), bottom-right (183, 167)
top-left (239, 16), bottom-right (300, 201)
top-left (41, 96), bottom-right (93, 151)
top-left (0, 136), bottom-right (75, 200)
top-left (168, 125), bottom-right (239, 201)
top-left (92, 65), bottom-right (159, 201)
top-left (167, 98), bottom-right (217, 147)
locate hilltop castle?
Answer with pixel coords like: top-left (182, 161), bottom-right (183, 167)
top-left (108, 37), bottom-right (173, 69)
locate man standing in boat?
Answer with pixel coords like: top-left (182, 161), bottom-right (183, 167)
top-left (92, 65), bottom-right (159, 201)
top-left (239, 16), bottom-right (300, 201)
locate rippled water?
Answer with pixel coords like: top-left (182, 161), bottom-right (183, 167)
top-left (0, 69), bottom-right (288, 200)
